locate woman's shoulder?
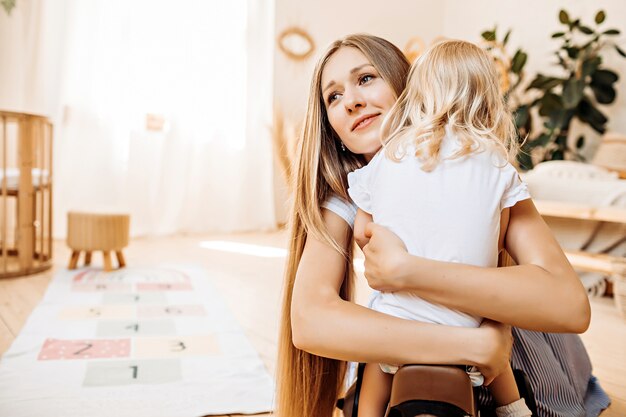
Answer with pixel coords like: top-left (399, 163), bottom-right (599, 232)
top-left (323, 194), bottom-right (357, 228)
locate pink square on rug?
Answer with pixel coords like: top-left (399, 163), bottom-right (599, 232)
top-left (38, 338), bottom-right (131, 360)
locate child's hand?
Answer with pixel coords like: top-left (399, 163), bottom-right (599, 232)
top-left (362, 223), bottom-right (409, 292)
top-left (474, 320), bottom-right (513, 386)
top-left (353, 208), bottom-right (373, 250)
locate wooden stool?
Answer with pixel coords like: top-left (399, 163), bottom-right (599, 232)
top-left (67, 212), bottom-right (130, 271)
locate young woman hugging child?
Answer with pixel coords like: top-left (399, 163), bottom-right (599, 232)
top-left (348, 40), bottom-right (533, 417)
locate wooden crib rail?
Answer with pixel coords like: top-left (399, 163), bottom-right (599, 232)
top-left (0, 111), bottom-right (53, 278)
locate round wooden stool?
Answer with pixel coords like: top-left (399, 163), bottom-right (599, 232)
top-left (67, 212), bottom-right (130, 271)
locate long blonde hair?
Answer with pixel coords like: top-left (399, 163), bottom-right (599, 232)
top-left (276, 34), bottom-right (409, 417)
top-left (381, 40), bottom-right (518, 171)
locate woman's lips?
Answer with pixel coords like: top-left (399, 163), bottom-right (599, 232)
top-left (352, 114), bottom-right (379, 131)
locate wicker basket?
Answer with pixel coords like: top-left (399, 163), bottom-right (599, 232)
top-left (67, 212), bottom-right (130, 271)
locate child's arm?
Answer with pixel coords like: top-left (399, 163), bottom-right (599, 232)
top-left (353, 208), bottom-right (373, 250)
top-left (489, 365), bottom-right (533, 416)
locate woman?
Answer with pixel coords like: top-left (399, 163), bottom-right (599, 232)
top-left (276, 34), bottom-right (609, 417)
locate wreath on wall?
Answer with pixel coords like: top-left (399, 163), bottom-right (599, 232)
top-left (277, 27), bottom-right (315, 61)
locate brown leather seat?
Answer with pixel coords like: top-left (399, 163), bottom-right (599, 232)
top-left (384, 365), bottom-right (475, 417)
top-left (339, 364), bottom-right (475, 417)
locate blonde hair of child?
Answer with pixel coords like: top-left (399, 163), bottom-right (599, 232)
top-left (381, 39), bottom-right (519, 171)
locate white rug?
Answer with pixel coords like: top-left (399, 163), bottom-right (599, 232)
top-left (0, 265), bottom-right (274, 417)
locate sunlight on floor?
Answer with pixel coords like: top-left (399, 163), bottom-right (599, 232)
top-left (199, 240), bottom-right (287, 257)
top-left (199, 239), bottom-right (366, 272)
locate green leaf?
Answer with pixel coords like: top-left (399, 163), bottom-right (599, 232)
top-left (511, 50), bottom-right (527, 74)
top-left (535, 133), bottom-right (554, 147)
top-left (539, 93), bottom-right (562, 116)
top-left (516, 104), bottom-right (533, 134)
top-left (514, 105), bottom-right (529, 128)
top-left (562, 78), bottom-right (585, 109)
top-left (551, 149), bottom-right (565, 160)
top-left (579, 26), bottom-right (594, 35)
top-left (481, 30), bottom-right (496, 41)
top-left (527, 75), bottom-right (546, 90)
top-left (503, 30), bottom-right (511, 46)
top-left (559, 10), bottom-right (570, 24)
top-left (591, 69), bottom-right (619, 85)
top-left (603, 29), bottom-right (620, 35)
top-left (551, 32), bottom-right (565, 38)
top-left (590, 83), bottom-right (616, 104)
top-left (576, 135), bottom-right (585, 149)
top-left (578, 98), bottom-right (608, 134)
top-left (595, 10), bottom-right (606, 24)
top-left (581, 56), bottom-right (601, 77)
top-left (527, 74), bottom-right (562, 91)
top-left (616, 45), bottom-right (626, 58)
top-left (564, 46), bottom-right (579, 59)
top-left (516, 150), bottom-right (534, 170)
top-left (545, 78), bottom-right (564, 90)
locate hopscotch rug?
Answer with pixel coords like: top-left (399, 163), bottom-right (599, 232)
top-left (0, 265), bottom-right (274, 417)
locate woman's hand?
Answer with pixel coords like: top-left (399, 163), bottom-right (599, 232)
top-left (362, 223), bottom-right (411, 291)
top-left (474, 320), bottom-right (513, 386)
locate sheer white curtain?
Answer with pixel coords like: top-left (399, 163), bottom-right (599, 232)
top-left (0, 0), bottom-right (66, 116)
top-left (53, 0), bottom-right (276, 237)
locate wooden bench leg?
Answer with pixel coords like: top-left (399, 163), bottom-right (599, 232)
top-left (69, 251), bottom-right (80, 269)
top-left (102, 251), bottom-right (113, 272)
top-left (115, 250), bottom-right (126, 268)
top-left (84, 251), bottom-right (92, 266)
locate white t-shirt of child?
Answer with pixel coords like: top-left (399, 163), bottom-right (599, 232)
top-left (347, 131), bottom-right (530, 328)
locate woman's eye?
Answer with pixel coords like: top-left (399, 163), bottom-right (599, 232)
top-left (359, 74), bottom-right (374, 85)
top-left (328, 92), bottom-right (340, 104)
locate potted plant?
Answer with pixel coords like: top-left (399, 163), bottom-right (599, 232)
top-left (519, 9), bottom-right (626, 169)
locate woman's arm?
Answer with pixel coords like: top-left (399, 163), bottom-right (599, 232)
top-left (362, 199), bottom-right (590, 333)
top-left (290, 208), bottom-right (513, 384)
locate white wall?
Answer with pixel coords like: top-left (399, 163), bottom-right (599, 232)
top-left (442, 0), bottom-right (626, 157)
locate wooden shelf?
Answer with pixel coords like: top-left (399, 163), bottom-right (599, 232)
top-left (535, 200), bottom-right (626, 224)
top-left (563, 250), bottom-right (626, 276)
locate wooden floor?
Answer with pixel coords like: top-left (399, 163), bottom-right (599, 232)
top-left (0, 230), bottom-right (625, 416)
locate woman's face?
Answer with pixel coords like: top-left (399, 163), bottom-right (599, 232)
top-left (321, 47), bottom-right (397, 161)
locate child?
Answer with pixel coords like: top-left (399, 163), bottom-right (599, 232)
top-left (347, 40), bottom-right (533, 417)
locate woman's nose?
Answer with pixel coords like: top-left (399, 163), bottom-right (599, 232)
top-left (343, 89), bottom-right (365, 113)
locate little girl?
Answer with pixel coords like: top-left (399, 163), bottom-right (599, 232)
top-left (347, 40), bottom-right (533, 417)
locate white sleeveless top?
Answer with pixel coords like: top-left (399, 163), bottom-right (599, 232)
top-left (346, 133), bottom-right (530, 328)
